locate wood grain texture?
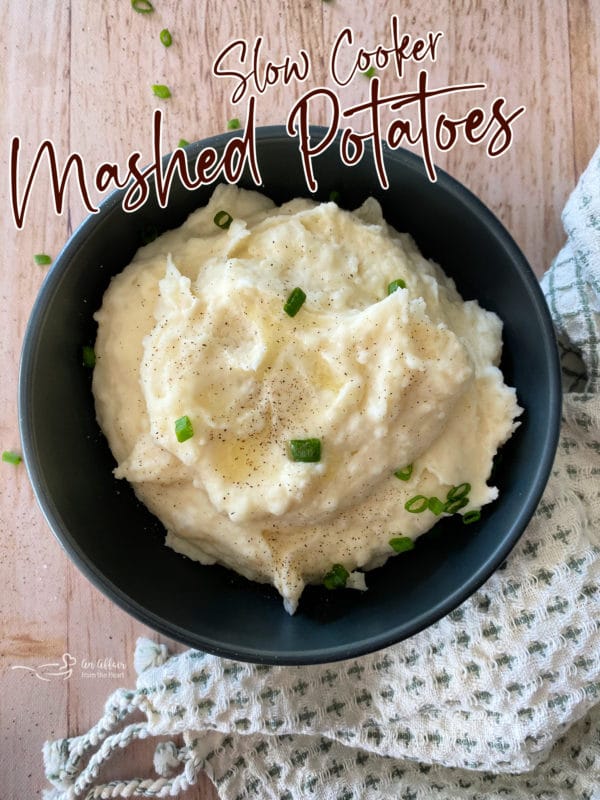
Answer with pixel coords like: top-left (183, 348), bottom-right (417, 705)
top-left (568, 0), bottom-right (600, 176)
top-left (1, 2), bottom-right (597, 799)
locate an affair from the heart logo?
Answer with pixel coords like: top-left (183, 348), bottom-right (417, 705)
top-left (9, 16), bottom-right (525, 230)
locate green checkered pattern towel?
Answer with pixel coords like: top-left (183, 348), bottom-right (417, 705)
top-left (43, 148), bottom-right (600, 800)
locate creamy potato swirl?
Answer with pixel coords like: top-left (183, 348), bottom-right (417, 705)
top-left (93, 185), bottom-right (520, 612)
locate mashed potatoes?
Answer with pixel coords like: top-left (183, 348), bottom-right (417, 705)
top-left (92, 184), bottom-right (521, 613)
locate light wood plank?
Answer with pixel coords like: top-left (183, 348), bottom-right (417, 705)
top-left (568, 0), bottom-right (600, 178)
top-left (0, 1), bottom-right (73, 798)
top-left (444, 1), bottom-right (575, 276)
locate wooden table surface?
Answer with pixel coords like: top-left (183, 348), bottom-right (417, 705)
top-left (1, 2), bottom-right (599, 798)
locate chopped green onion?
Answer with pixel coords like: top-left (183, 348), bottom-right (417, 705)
top-left (175, 415), bottom-right (194, 443)
top-left (227, 118), bottom-right (241, 130)
top-left (447, 483), bottom-right (471, 501)
top-left (34, 253), bottom-right (52, 266)
top-left (159, 28), bottom-right (172, 47)
top-left (152, 84), bottom-right (171, 99)
top-left (328, 189), bottom-right (341, 204)
top-left (289, 438), bottom-right (321, 463)
top-left (387, 278), bottom-right (406, 295)
top-left (2, 450), bottom-right (22, 466)
top-left (463, 509), bottom-right (481, 525)
top-left (178, 138), bottom-right (190, 148)
top-left (283, 287), bottom-right (306, 317)
top-left (214, 210), bottom-right (233, 230)
top-left (363, 66), bottom-right (376, 78)
top-left (394, 464), bottom-right (413, 481)
top-left (82, 345), bottom-right (96, 368)
top-left (389, 536), bottom-right (415, 554)
top-left (405, 495), bottom-right (428, 513)
top-left (323, 563), bottom-right (349, 590)
top-left (444, 496), bottom-right (469, 514)
top-left (131, 0), bottom-right (154, 12)
top-left (428, 496), bottom-right (445, 516)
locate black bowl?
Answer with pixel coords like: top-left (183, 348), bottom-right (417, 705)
top-left (19, 127), bottom-right (561, 664)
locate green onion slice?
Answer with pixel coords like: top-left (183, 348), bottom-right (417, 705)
top-left (444, 496), bottom-right (469, 514)
top-left (178, 138), bottom-right (190, 148)
top-left (323, 563), bottom-right (349, 590)
top-left (389, 536), bottom-right (415, 554)
top-left (131, 0), bottom-right (154, 12)
top-left (363, 66), bottom-right (376, 78)
top-left (394, 464), bottom-right (413, 481)
top-left (34, 253), bottom-right (52, 266)
top-left (428, 496), bottom-right (445, 516)
top-left (289, 438), bottom-right (321, 463)
top-left (160, 28), bottom-right (172, 47)
top-left (214, 210), bottom-right (233, 230)
top-left (387, 278), bottom-right (406, 295)
top-left (283, 287), bottom-right (306, 317)
top-left (2, 450), bottom-right (22, 465)
top-left (446, 482), bottom-right (471, 501)
top-left (227, 118), bottom-right (241, 130)
top-left (82, 345), bottom-right (96, 368)
top-left (175, 415), bottom-right (194, 443)
top-left (405, 494), bottom-right (428, 513)
top-left (463, 509), bottom-right (481, 525)
top-left (328, 189), bottom-right (341, 204)
top-left (152, 84), bottom-right (171, 99)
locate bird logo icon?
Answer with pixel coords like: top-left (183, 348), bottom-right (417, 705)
top-left (11, 653), bottom-right (76, 681)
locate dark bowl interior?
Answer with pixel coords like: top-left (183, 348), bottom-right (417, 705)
top-left (19, 127), bottom-right (561, 664)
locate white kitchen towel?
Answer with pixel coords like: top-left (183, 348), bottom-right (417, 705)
top-left (43, 147), bottom-right (600, 800)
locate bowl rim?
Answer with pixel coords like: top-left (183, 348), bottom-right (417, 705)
top-left (18, 125), bottom-right (562, 664)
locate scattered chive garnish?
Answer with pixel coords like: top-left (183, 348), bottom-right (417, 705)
top-left (34, 253), bottom-right (52, 266)
top-left (387, 278), bottom-right (406, 295)
top-left (463, 509), bottom-right (481, 525)
top-left (82, 345), bottom-right (96, 368)
top-left (227, 118), bottom-right (241, 130)
top-left (152, 84), bottom-right (171, 99)
top-left (328, 189), bottom-right (341, 204)
top-left (289, 438), bottom-right (321, 463)
top-left (159, 28), bottom-right (172, 47)
top-left (428, 496), bottom-right (445, 516)
top-left (363, 66), bottom-right (376, 78)
top-left (447, 483), bottom-right (471, 501)
top-left (2, 450), bottom-right (22, 466)
top-left (131, 0), bottom-right (154, 12)
top-left (444, 496), bottom-right (469, 514)
top-left (389, 536), bottom-right (415, 554)
top-left (394, 464), bottom-right (413, 481)
top-left (175, 415), bottom-right (194, 443)
top-left (283, 287), bottom-right (306, 317)
top-left (214, 210), bottom-right (233, 229)
top-left (323, 563), bottom-right (349, 590)
top-left (405, 495), bottom-right (429, 513)
top-left (405, 488), bottom-right (473, 515)
top-left (178, 138), bottom-right (190, 148)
